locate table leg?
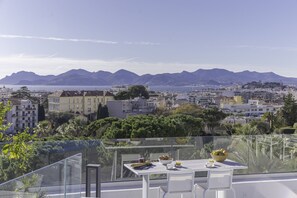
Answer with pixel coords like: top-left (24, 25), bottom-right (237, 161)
top-left (217, 190), bottom-right (226, 198)
top-left (142, 175), bottom-right (150, 198)
top-left (111, 150), bottom-right (118, 181)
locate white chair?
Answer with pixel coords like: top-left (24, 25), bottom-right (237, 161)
top-left (120, 154), bottom-right (141, 178)
top-left (198, 169), bottom-right (235, 198)
top-left (150, 153), bottom-right (168, 161)
top-left (159, 171), bottom-right (196, 198)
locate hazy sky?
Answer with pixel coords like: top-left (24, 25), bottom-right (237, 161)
top-left (1, 0), bottom-right (297, 78)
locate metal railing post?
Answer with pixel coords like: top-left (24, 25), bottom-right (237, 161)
top-left (64, 159), bottom-right (67, 198)
top-left (86, 164), bottom-right (101, 198)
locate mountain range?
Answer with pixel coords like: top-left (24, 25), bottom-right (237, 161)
top-left (1, 68), bottom-right (297, 86)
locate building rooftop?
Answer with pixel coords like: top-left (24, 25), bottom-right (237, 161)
top-left (48, 90), bottom-right (114, 97)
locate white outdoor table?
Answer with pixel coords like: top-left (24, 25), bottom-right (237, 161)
top-left (125, 159), bottom-right (247, 198)
top-left (105, 144), bottom-right (194, 181)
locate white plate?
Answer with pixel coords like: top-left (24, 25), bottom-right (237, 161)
top-left (167, 167), bottom-right (178, 170)
top-left (205, 163), bottom-right (217, 168)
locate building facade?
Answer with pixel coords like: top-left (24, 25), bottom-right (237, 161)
top-left (0, 86), bottom-right (13, 99)
top-left (221, 100), bottom-right (282, 117)
top-left (107, 97), bottom-right (156, 118)
top-left (5, 98), bottom-right (39, 134)
top-left (48, 90), bottom-right (114, 115)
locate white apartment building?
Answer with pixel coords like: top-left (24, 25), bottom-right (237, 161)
top-left (5, 98), bottom-right (39, 134)
top-left (48, 90), bottom-right (114, 115)
top-left (221, 100), bottom-right (282, 117)
top-left (0, 86), bottom-right (13, 98)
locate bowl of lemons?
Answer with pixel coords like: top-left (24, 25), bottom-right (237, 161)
top-left (211, 149), bottom-right (228, 162)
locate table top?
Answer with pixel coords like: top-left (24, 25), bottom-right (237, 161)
top-left (104, 144), bottom-right (194, 150)
top-left (124, 159), bottom-right (247, 176)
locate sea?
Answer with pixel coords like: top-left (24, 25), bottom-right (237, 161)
top-left (0, 85), bottom-right (222, 93)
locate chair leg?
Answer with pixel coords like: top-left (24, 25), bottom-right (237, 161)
top-left (120, 160), bottom-right (123, 178)
top-left (159, 188), bottom-right (165, 198)
top-left (231, 188), bottom-right (236, 198)
top-left (159, 188), bottom-right (161, 198)
top-left (203, 190), bottom-right (207, 198)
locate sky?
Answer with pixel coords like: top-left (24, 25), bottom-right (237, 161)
top-left (1, 0), bottom-right (297, 78)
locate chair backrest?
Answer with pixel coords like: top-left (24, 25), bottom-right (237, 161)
top-left (167, 171), bottom-right (195, 193)
top-left (149, 153), bottom-right (168, 161)
top-left (206, 169), bottom-right (233, 190)
top-left (121, 154), bottom-right (141, 163)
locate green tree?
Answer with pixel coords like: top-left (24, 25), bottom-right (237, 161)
top-left (114, 91), bottom-right (130, 100)
top-left (47, 112), bottom-right (74, 129)
top-left (0, 131), bottom-right (37, 181)
top-left (86, 117), bottom-right (119, 137)
top-left (38, 104), bottom-right (45, 122)
top-left (171, 104), bottom-right (203, 117)
top-left (128, 85), bottom-right (149, 99)
top-left (97, 103), bottom-right (102, 120)
top-left (220, 123), bottom-right (240, 136)
top-left (11, 86), bottom-right (31, 99)
top-left (0, 101), bottom-right (11, 134)
top-left (56, 116), bottom-right (88, 137)
top-left (202, 108), bottom-right (227, 134)
top-left (281, 93), bottom-right (297, 126)
top-left (250, 121), bottom-right (270, 134)
top-left (103, 114), bottom-right (204, 139)
top-left (114, 85), bottom-right (149, 100)
top-left (235, 124), bottom-right (258, 135)
top-left (97, 104), bottom-right (109, 119)
top-left (262, 112), bottom-right (275, 131)
top-left (102, 105), bottom-right (109, 118)
top-left (34, 120), bottom-right (53, 137)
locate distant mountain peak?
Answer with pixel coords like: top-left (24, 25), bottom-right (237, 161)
top-left (114, 69), bottom-right (138, 75)
top-left (0, 68), bottom-right (297, 86)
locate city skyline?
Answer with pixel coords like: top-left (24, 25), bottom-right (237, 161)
top-left (1, 0), bottom-right (297, 78)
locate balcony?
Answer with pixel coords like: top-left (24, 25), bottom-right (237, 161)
top-left (0, 135), bottom-right (296, 198)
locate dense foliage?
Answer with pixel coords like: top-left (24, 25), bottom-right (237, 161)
top-left (102, 114), bottom-right (204, 139)
top-left (114, 85), bottom-right (149, 100)
top-left (281, 93), bottom-right (297, 126)
top-left (97, 103), bottom-right (109, 120)
top-left (0, 102), bottom-right (11, 133)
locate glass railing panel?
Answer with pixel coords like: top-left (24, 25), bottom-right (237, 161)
top-left (1, 134), bottom-right (297, 188)
top-left (0, 153), bottom-right (82, 198)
